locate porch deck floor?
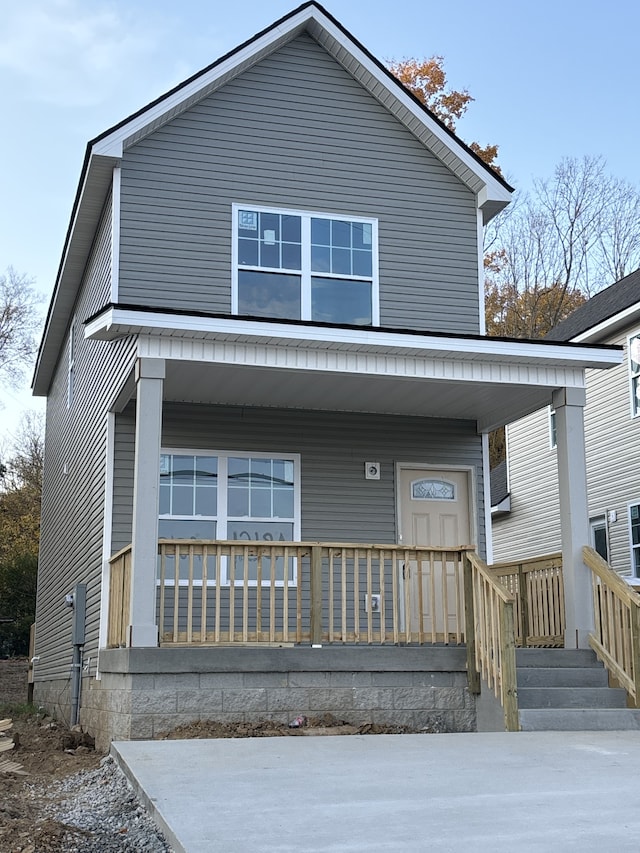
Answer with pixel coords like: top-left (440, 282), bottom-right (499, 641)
top-left (113, 731), bottom-right (640, 852)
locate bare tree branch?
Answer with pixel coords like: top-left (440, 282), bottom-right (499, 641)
top-left (0, 267), bottom-right (42, 391)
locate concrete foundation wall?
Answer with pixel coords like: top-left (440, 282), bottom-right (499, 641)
top-left (36, 647), bottom-right (476, 751)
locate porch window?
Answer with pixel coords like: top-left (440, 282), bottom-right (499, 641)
top-left (630, 334), bottom-right (640, 417)
top-left (631, 504), bottom-right (640, 577)
top-left (159, 450), bottom-right (300, 585)
top-left (233, 204), bottom-right (378, 325)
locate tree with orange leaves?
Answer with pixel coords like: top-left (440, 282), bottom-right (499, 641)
top-left (388, 56), bottom-right (499, 169)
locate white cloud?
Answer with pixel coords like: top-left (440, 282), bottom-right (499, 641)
top-left (0, 0), bottom-right (159, 107)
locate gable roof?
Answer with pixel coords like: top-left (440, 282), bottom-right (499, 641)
top-left (33, 1), bottom-right (513, 396)
top-left (545, 268), bottom-right (640, 343)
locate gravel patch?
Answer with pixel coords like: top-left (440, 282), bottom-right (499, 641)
top-left (32, 756), bottom-right (173, 852)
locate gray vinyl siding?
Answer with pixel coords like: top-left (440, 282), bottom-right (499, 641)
top-left (36, 188), bottom-right (137, 682)
top-left (112, 402), bottom-right (486, 556)
top-left (492, 408), bottom-right (560, 562)
top-left (493, 325), bottom-right (640, 575)
top-left (118, 34), bottom-right (479, 334)
top-left (583, 327), bottom-right (640, 576)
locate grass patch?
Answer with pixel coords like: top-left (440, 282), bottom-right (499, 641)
top-left (0, 701), bottom-right (40, 719)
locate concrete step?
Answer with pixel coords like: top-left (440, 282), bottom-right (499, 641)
top-left (517, 666), bottom-right (609, 688)
top-left (517, 686), bottom-right (627, 709)
top-left (519, 708), bottom-right (640, 731)
top-left (516, 648), bottom-right (600, 668)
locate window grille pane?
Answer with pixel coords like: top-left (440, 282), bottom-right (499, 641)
top-left (311, 244), bottom-right (331, 272)
top-left (281, 215), bottom-right (301, 243)
top-left (282, 243), bottom-right (301, 270)
top-left (331, 247), bottom-right (351, 275)
top-left (260, 240), bottom-right (280, 268)
top-left (332, 219), bottom-right (351, 247)
top-left (238, 238), bottom-right (258, 266)
top-left (172, 485), bottom-right (194, 516)
top-left (311, 217), bottom-right (330, 246)
top-left (352, 249), bottom-right (372, 278)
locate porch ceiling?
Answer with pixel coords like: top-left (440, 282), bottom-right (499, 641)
top-left (159, 360), bottom-right (555, 432)
top-left (92, 310), bottom-right (623, 432)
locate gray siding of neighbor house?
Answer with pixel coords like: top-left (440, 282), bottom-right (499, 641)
top-left (111, 403), bottom-right (486, 555)
top-left (491, 407), bottom-right (560, 562)
top-left (582, 327), bottom-right (640, 576)
top-left (118, 34), bottom-right (480, 334)
top-left (35, 188), bottom-right (137, 683)
top-left (493, 326), bottom-right (640, 575)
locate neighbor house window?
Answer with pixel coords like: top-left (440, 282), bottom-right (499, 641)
top-left (549, 407), bottom-right (557, 449)
top-left (630, 334), bottom-right (640, 417)
top-left (67, 319), bottom-right (75, 408)
top-left (590, 516), bottom-right (609, 562)
top-left (631, 503), bottom-right (640, 577)
top-left (233, 204), bottom-right (379, 325)
top-left (159, 450), bottom-right (300, 584)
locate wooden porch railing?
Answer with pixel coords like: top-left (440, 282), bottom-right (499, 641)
top-left (490, 553), bottom-right (564, 647)
top-left (107, 541), bottom-right (471, 647)
top-left (465, 552), bottom-right (519, 731)
top-left (107, 545), bottom-right (132, 648)
top-left (585, 545), bottom-right (640, 702)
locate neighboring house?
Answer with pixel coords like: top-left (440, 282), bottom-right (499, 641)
top-left (492, 268), bottom-right (640, 576)
top-left (31, 2), bottom-right (621, 746)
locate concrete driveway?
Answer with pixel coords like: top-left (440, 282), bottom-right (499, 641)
top-left (113, 731), bottom-right (640, 852)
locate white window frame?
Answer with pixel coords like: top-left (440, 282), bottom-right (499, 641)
top-left (231, 203), bottom-right (380, 325)
top-left (629, 501), bottom-right (640, 578)
top-left (159, 448), bottom-right (301, 587)
top-left (67, 318), bottom-right (75, 409)
top-left (628, 331), bottom-right (640, 418)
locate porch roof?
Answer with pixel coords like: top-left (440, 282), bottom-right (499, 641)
top-left (87, 308), bottom-right (622, 433)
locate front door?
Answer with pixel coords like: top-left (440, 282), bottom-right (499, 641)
top-left (398, 468), bottom-right (473, 640)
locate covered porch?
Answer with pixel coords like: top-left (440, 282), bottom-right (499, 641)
top-left (106, 539), bottom-right (640, 733)
top-left (87, 311), bottom-right (623, 660)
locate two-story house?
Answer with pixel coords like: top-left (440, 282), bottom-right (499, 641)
top-left (493, 268), bottom-right (640, 576)
top-left (31, 2), bottom-right (621, 747)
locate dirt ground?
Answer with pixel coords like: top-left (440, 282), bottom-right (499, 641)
top-left (0, 658), bottom-right (431, 852)
top-left (0, 659), bottom-right (102, 852)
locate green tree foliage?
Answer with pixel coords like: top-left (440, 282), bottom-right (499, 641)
top-left (0, 554), bottom-right (37, 657)
top-left (0, 413), bottom-right (43, 656)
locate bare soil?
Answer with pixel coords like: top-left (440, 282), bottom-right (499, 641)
top-left (1, 659), bottom-right (102, 852)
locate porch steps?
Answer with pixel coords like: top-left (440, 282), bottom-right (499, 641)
top-left (515, 648), bottom-right (640, 731)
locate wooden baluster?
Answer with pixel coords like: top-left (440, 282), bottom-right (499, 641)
top-left (463, 554), bottom-right (480, 695)
top-left (310, 545), bottom-right (323, 646)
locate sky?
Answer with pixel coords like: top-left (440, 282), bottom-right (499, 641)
top-left (1, 0), bottom-right (639, 446)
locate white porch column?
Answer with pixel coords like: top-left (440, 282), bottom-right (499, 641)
top-left (129, 357), bottom-right (165, 647)
top-left (552, 386), bottom-right (592, 649)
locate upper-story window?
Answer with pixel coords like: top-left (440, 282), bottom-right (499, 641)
top-left (233, 204), bottom-right (379, 326)
top-left (630, 333), bottom-right (640, 417)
